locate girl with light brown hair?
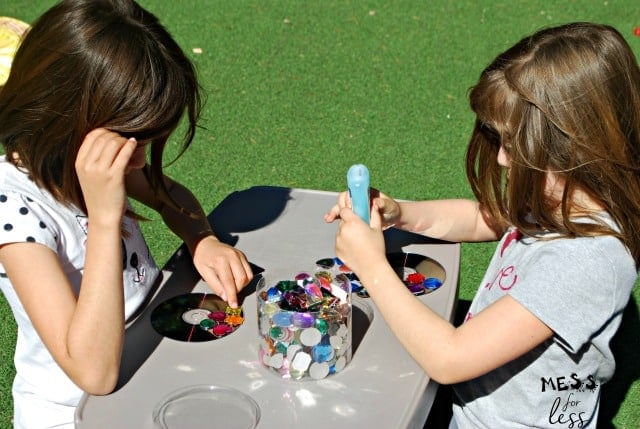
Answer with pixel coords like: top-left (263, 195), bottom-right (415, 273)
top-left (326, 22), bottom-right (640, 428)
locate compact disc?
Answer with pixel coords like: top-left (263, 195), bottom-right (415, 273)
top-left (150, 293), bottom-right (244, 342)
top-left (316, 252), bottom-right (446, 297)
top-left (387, 252), bottom-right (446, 295)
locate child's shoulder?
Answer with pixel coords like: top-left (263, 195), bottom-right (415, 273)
top-left (0, 155), bottom-right (39, 198)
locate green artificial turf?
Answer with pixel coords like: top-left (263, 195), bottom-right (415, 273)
top-left (1, 0), bottom-right (639, 428)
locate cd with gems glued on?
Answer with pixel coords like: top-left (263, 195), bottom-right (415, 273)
top-left (317, 252), bottom-right (446, 297)
top-left (150, 293), bottom-right (244, 342)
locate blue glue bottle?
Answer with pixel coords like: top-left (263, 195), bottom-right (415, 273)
top-left (347, 164), bottom-right (370, 224)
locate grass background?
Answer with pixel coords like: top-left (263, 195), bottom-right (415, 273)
top-left (1, 0), bottom-right (639, 427)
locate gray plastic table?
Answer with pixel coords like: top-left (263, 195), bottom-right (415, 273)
top-left (75, 186), bottom-right (460, 429)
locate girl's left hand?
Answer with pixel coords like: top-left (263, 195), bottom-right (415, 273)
top-left (192, 236), bottom-right (253, 308)
top-left (335, 203), bottom-right (387, 277)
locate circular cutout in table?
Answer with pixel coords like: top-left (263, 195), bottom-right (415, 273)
top-left (153, 385), bottom-right (260, 429)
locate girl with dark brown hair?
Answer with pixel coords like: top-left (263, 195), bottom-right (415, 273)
top-left (0, 1), bottom-right (253, 427)
top-left (326, 22), bottom-right (640, 428)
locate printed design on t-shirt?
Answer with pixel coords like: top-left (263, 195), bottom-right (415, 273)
top-left (485, 228), bottom-right (520, 292)
top-left (541, 372), bottom-right (598, 427)
top-left (79, 215), bottom-right (148, 285)
top-left (500, 228), bottom-right (522, 257)
top-left (465, 229), bottom-right (522, 323)
top-left (75, 214), bottom-right (89, 247)
top-left (121, 235), bottom-right (150, 285)
top-left (128, 248), bottom-right (146, 283)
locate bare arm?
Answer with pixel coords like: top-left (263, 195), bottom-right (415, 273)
top-left (126, 168), bottom-right (252, 307)
top-left (0, 129), bottom-right (137, 394)
top-left (325, 189), bottom-right (502, 243)
top-left (335, 206), bottom-right (552, 384)
top-left (394, 199), bottom-right (501, 242)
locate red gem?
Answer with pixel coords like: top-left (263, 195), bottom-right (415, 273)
top-left (634, 27), bottom-right (640, 37)
top-left (406, 273), bottom-right (426, 285)
top-left (208, 311), bottom-right (226, 322)
top-left (211, 324), bottom-right (233, 337)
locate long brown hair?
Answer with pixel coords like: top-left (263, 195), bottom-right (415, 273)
top-left (466, 22), bottom-right (640, 266)
top-left (0, 0), bottom-right (202, 214)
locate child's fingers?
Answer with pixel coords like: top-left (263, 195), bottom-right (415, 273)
top-left (76, 129), bottom-right (136, 173)
top-left (325, 191), bottom-right (352, 222)
top-left (112, 137), bottom-right (138, 170)
top-left (324, 204), bottom-right (341, 222)
top-left (370, 202), bottom-right (383, 229)
top-left (338, 205), bottom-right (357, 222)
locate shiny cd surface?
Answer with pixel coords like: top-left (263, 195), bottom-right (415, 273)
top-left (150, 293), bottom-right (244, 342)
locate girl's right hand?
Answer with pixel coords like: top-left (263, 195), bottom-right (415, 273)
top-left (75, 128), bottom-right (138, 225)
top-left (324, 188), bottom-right (401, 229)
top-left (335, 201), bottom-right (387, 277)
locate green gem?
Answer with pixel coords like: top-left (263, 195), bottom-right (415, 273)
top-left (199, 319), bottom-right (215, 329)
top-left (276, 280), bottom-right (297, 291)
top-left (269, 326), bottom-right (284, 340)
top-left (315, 318), bottom-right (328, 334)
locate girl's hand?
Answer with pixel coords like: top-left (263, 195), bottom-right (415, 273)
top-left (75, 128), bottom-right (137, 225)
top-left (324, 188), bottom-right (401, 230)
top-left (370, 189), bottom-right (401, 229)
top-left (192, 236), bottom-right (253, 308)
top-left (335, 202), bottom-right (387, 276)
top-left (323, 190), bottom-right (350, 223)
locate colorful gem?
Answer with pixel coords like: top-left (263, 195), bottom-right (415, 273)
top-left (272, 311), bottom-right (293, 327)
top-left (225, 306), bottom-right (242, 316)
top-left (266, 287), bottom-right (283, 303)
top-left (276, 280), bottom-right (297, 291)
top-left (424, 277), bottom-right (443, 290)
top-left (224, 314), bottom-right (244, 326)
top-left (211, 324), bottom-right (233, 337)
top-left (315, 258), bottom-right (335, 269)
top-left (312, 344), bottom-right (334, 362)
top-left (208, 311), bottom-right (226, 322)
top-left (314, 318), bottom-right (328, 334)
top-left (292, 312), bottom-right (315, 328)
top-left (406, 272), bottom-right (426, 285)
top-left (199, 318), bottom-right (215, 329)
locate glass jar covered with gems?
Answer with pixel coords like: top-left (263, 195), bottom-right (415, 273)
top-left (257, 266), bottom-right (352, 380)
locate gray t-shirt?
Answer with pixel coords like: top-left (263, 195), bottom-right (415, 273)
top-left (452, 222), bottom-right (637, 428)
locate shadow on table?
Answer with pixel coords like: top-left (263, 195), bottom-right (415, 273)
top-left (115, 186), bottom-right (291, 389)
top-left (383, 226), bottom-right (451, 251)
